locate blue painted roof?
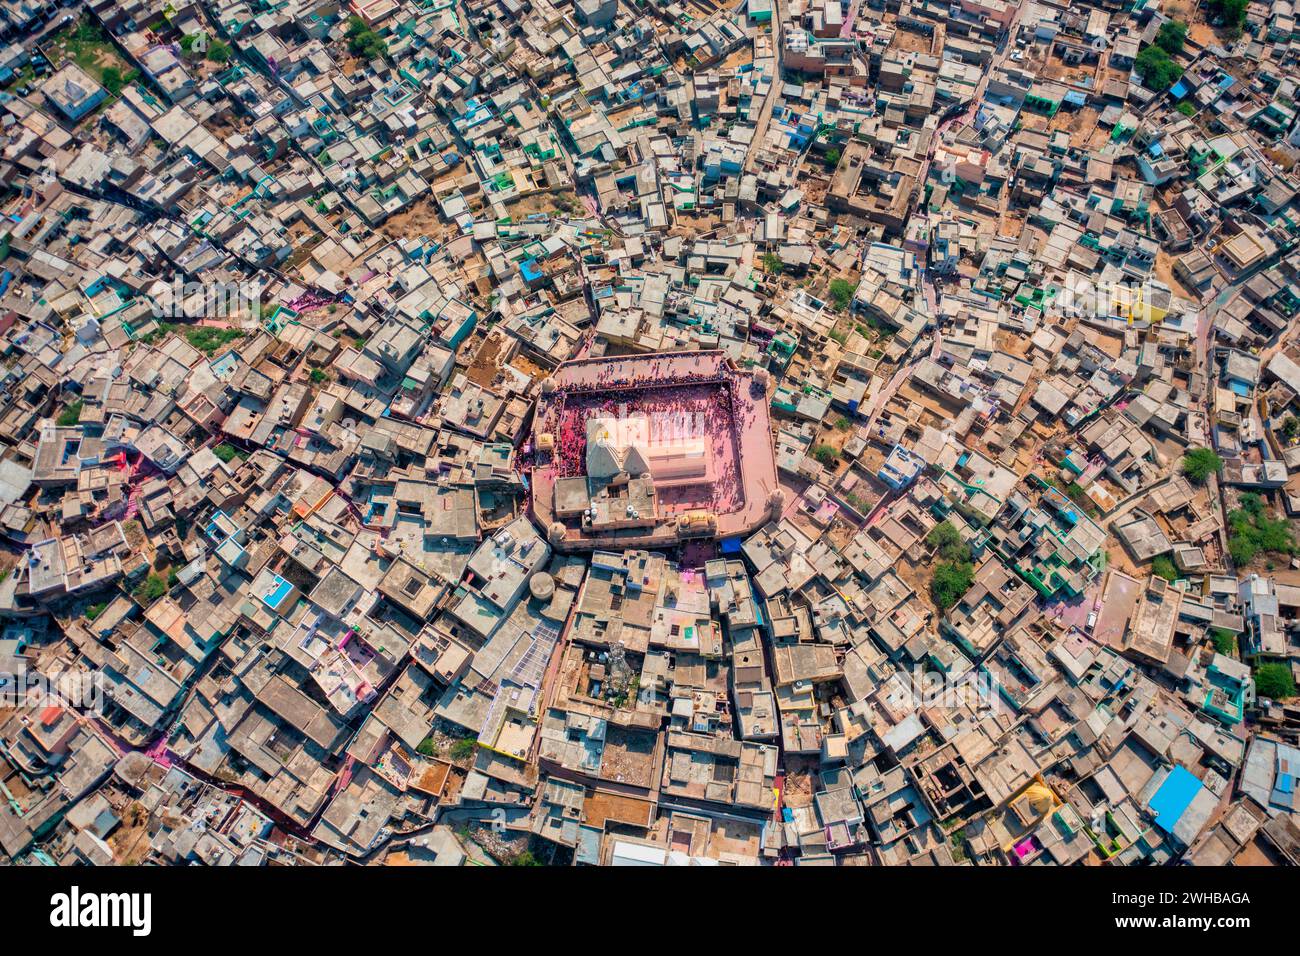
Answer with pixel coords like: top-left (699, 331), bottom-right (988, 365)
top-left (1148, 766), bottom-right (1203, 833)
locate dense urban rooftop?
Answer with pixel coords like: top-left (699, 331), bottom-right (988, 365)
top-left (0, 0), bottom-right (1297, 868)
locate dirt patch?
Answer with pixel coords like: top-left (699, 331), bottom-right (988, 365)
top-left (717, 45), bottom-right (754, 71)
top-left (887, 21), bottom-right (936, 56)
top-left (1170, 1), bottom-right (1232, 48)
top-left (584, 790), bottom-right (655, 829)
top-left (465, 333), bottom-right (511, 388)
top-left (896, 555), bottom-right (941, 619)
top-left (506, 188), bottom-right (581, 219)
top-left (378, 197), bottom-right (458, 242)
top-left (509, 355), bottom-right (548, 383)
top-left (995, 329), bottom-right (1033, 359)
top-left (107, 801), bottom-right (153, 864)
top-left (600, 725), bottom-right (657, 788)
top-left (1049, 105), bottom-right (1102, 151)
top-left (782, 755), bottom-right (819, 809)
top-left (453, 820), bottom-right (535, 863)
top-left (1153, 249), bottom-right (1200, 301)
top-left (121, 519), bottom-right (149, 555)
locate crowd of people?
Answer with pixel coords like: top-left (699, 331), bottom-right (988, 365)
top-left (564, 357), bottom-right (728, 393)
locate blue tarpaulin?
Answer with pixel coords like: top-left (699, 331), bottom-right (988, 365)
top-left (520, 258), bottom-right (543, 282)
top-left (1148, 766), bottom-right (1203, 833)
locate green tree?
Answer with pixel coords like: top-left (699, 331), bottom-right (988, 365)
top-left (1210, 627), bottom-right (1236, 656)
top-left (134, 573), bottom-right (167, 605)
top-left (346, 15), bottom-right (388, 60)
top-left (761, 252), bottom-right (783, 274)
top-left (140, 321), bottom-right (175, 344)
top-left (450, 738), bottom-right (477, 761)
top-left (812, 444), bottom-right (839, 467)
top-left (858, 314), bottom-right (895, 338)
top-left (213, 443), bottom-right (239, 463)
top-left (1155, 20), bottom-right (1188, 55)
top-left (931, 561), bottom-right (975, 610)
top-left (927, 521), bottom-right (970, 563)
top-left (828, 278), bottom-right (855, 311)
top-left (1151, 554), bottom-right (1179, 582)
top-left (1226, 494), bottom-right (1297, 566)
top-left (1209, 0), bottom-right (1248, 35)
top-left (1282, 416), bottom-right (1299, 441)
top-left (1228, 534), bottom-right (1257, 566)
top-left (72, 15), bottom-right (106, 44)
top-left (949, 829), bottom-right (968, 863)
top-left (185, 326), bottom-right (244, 355)
top-left (207, 40), bottom-right (232, 64)
top-left (1181, 447), bottom-right (1222, 484)
top-left (1134, 45), bottom-right (1183, 91)
top-left (1064, 482), bottom-right (1094, 512)
top-left (100, 66), bottom-right (125, 96)
top-left (56, 400), bottom-right (83, 426)
top-left (1254, 662), bottom-right (1296, 699)
top-left (1176, 101), bottom-right (1196, 116)
top-left (824, 147), bottom-right (841, 170)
